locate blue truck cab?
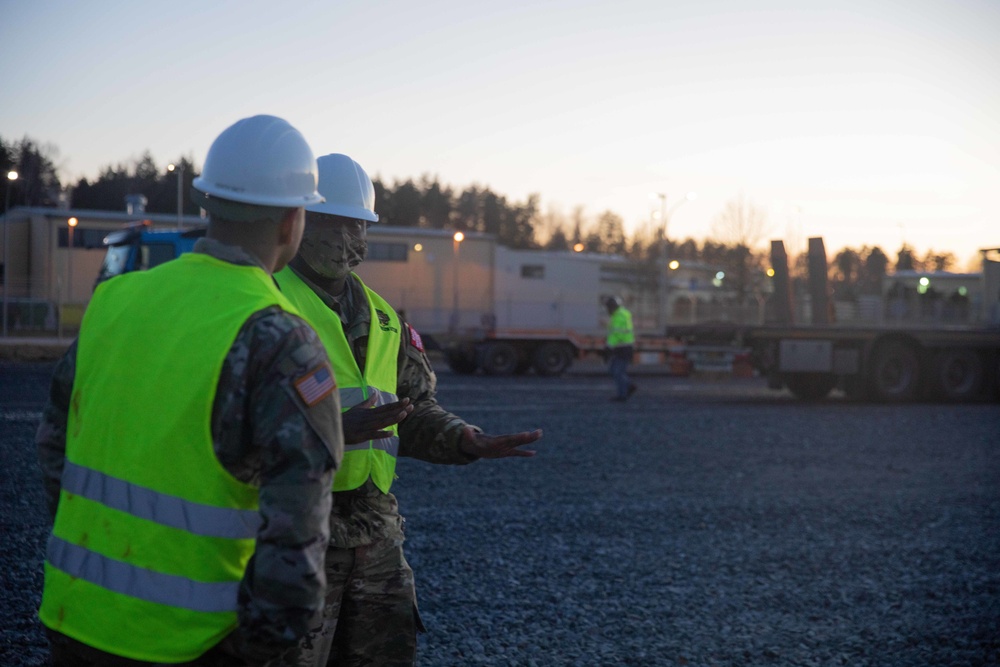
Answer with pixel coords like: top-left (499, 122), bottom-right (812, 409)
top-left (96, 222), bottom-right (205, 285)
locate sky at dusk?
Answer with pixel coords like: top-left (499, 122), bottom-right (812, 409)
top-left (2, 0), bottom-right (998, 267)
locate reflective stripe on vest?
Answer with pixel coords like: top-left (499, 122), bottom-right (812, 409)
top-left (275, 268), bottom-right (400, 492)
top-left (60, 460), bottom-right (262, 539)
top-left (39, 254), bottom-right (299, 662)
top-left (339, 387), bottom-right (400, 456)
top-left (46, 536), bottom-right (239, 613)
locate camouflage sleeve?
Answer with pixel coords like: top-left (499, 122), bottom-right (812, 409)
top-left (35, 339), bottom-right (78, 519)
top-left (396, 323), bottom-right (479, 465)
top-left (211, 307), bottom-right (343, 663)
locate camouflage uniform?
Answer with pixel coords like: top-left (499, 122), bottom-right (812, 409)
top-left (36, 239), bottom-right (344, 666)
top-left (285, 269), bottom-right (478, 667)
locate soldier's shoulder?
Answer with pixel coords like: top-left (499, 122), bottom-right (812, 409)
top-left (235, 307), bottom-right (327, 373)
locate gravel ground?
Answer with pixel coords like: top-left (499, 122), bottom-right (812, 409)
top-left (2, 361), bottom-right (998, 666)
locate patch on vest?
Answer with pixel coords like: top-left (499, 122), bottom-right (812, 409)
top-left (407, 323), bottom-right (424, 352)
top-left (294, 363), bottom-right (337, 407)
top-left (375, 309), bottom-right (399, 334)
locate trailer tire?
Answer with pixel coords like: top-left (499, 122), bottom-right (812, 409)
top-left (842, 375), bottom-right (869, 401)
top-left (932, 349), bottom-right (983, 401)
top-left (515, 358), bottom-right (533, 375)
top-left (446, 350), bottom-right (479, 375)
top-left (532, 343), bottom-right (573, 376)
top-left (869, 341), bottom-right (922, 402)
top-left (783, 372), bottom-right (837, 401)
top-left (480, 342), bottom-right (519, 376)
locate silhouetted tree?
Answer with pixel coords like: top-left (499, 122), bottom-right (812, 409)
top-left (545, 227), bottom-right (569, 251)
top-left (710, 194), bottom-right (769, 303)
top-left (570, 206), bottom-right (585, 248)
top-left (896, 245), bottom-right (919, 272)
top-left (454, 186), bottom-right (481, 232)
top-left (0, 138), bottom-right (13, 177)
top-left (595, 210), bottom-right (626, 255)
top-left (922, 250), bottom-right (956, 273)
top-left (1, 136), bottom-right (62, 208)
top-left (387, 179), bottom-right (422, 227)
top-left (71, 154), bottom-right (198, 214)
top-left (861, 246), bottom-right (888, 294)
top-left (419, 176), bottom-right (452, 229)
top-left (831, 247), bottom-right (863, 300)
top-left (710, 193), bottom-right (769, 250)
top-left (673, 238), bottom-right (700, 262)
top-left (373, 177), bottom-right (389, 220)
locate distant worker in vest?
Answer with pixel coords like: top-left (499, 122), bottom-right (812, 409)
top-left (36, 115), bottom-right (348, 666)
top-left (605, 295), bottom-right (637, 401)
top-left (274, 153), bottom-right (544, 666)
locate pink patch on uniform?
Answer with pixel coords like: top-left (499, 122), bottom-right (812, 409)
top-left (408, 324), bottom-right (424, 352)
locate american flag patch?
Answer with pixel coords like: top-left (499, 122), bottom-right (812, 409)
top-left (294, 364), bottom-right (336, 407)
top-left (408, 324), bottom-right (424, 352)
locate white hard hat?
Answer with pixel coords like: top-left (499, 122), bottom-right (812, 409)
top-left (192, 115), bottom-right (324, 211)
top-left (307, 153), bottom-right (379, 222)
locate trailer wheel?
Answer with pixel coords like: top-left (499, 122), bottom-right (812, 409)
top-left (842, 375), bottom-right (869, 401)
top-left (480, 342), bottom-right (519, 376)
top-left (869, 341), bottom-right (922, 402)
top-left (446, 350), bottom-right (478, 375)
top-left (932, 349), bottom-right (983, 401)
top-left (783, 372), bottom-right (837, 400)
top-left (532, 343), bottom-right (573, 376)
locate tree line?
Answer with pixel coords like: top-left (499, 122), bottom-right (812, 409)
top-left (2, 134), bottom-right (964, 301)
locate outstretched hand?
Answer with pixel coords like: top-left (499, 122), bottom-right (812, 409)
top-left (458, 425), bottom-right (542, 459)
top-left (341, 395), bottom-right (413, 445)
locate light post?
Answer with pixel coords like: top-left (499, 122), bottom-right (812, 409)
top-left (451, 231), bottom-right (464, 332)
top-left (67, 217), bottom-right (78, 316)
top-left (650, 190), bottom-right (697, 254)
top-left (167, 163), bottom-right (184, 230)
top-left (3, 170), bottom-right (19, 337)
top-left (649, 190), bottom-right (697, 330)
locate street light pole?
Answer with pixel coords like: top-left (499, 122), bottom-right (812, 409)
top-left (67, 218), bottom-right (78, 335)
top-left (451, 231), bottom-right (464, 332)
top-left (650, 190), bottom-right (697, 331)
top-left (651, 190), bottom-right (697, 255)
top-left (3, 170), bottom-right (19, 338)
top-left (168, 163), bottom-right (184, 230)
top-left (655, 193), bottom-right (667, 249)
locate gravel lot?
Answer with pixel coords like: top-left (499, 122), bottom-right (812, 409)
top-left (2, 361), bottom-right (998, 666)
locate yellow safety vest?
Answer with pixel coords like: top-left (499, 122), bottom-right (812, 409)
top-left (39, 253), bottom-right (300, 662)
top-left (607, 307), bottom-right (635, 347)
top-left (275, 268), bottom-right (400, 493)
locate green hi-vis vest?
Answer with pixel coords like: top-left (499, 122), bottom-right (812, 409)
top-left (607, 307), bottom-right (635, 347)
top-left (275, 268), bottom-right (400, 493)
top-left (39, 253), bottom-right (301, 663)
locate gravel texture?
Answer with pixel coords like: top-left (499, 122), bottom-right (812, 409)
top-left (2, 361), bottom-right (998, 666)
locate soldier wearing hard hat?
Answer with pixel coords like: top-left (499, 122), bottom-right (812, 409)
top-left (36, 115), bottom-right (349, 665)
top-left (274, 153), bottom-right (543, 666)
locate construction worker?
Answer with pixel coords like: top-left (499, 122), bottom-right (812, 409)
top-left (274, 153), bottom-right (543, 666)
top-left (605, 295), bottom-right (637, 401)
top-left (35, 115), bottom-right (360, 666)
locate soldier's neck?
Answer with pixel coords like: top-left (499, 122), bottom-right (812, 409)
top-left (290, 256), bottom-right (349, 298)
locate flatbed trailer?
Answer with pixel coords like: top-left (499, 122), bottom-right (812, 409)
top-left (441, 328), bottom-right (691, 377)
top-left (746, 323), bottom-right (1000, 401)
top-left (669, 239), bottom-right (1000, 402)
